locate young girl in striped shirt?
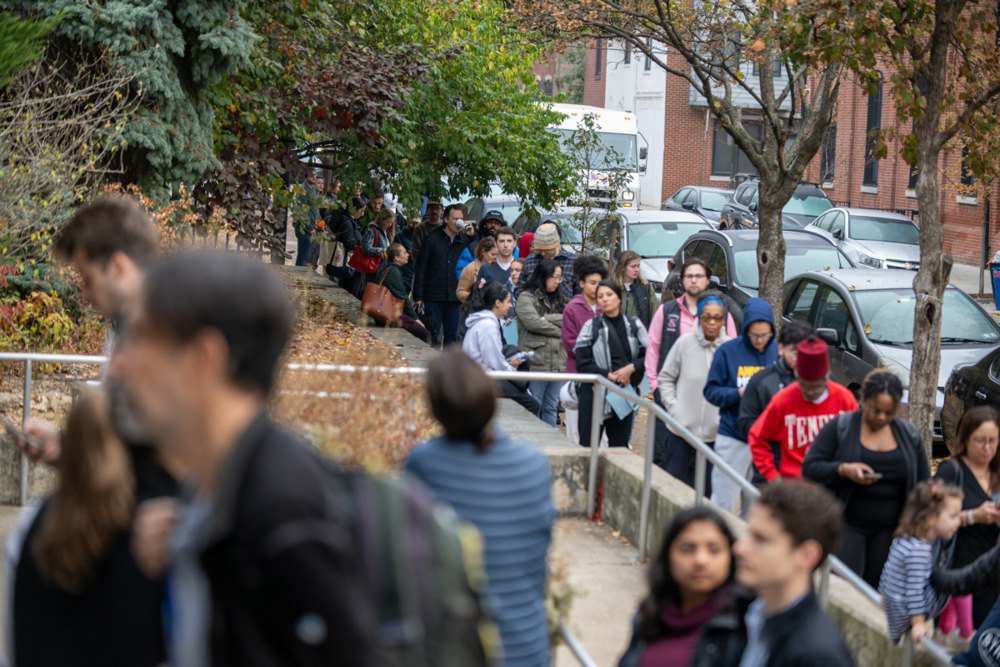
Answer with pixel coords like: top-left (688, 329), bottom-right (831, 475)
top-left (879, 480), bottom-right (964, 644)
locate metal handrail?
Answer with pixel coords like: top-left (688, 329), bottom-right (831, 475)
top-left (558, 623), bottom-right (599, 667)
top-left (0, 352), bottom-right (953, 664)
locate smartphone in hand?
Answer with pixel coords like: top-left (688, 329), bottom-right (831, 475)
top-left (860, 471), bottom-right (883, 481)
top-left (1, 418), bottom-right (42, 454)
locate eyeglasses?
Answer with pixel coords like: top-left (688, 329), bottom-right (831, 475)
top-left (748, 332), bottom-right (773, 343)
top-left (683, 273), bottom-right (708, 281)
top-left (971, 437), bottom-right (1000, 447)
top-left (700, 314), bottom-right (724, 323)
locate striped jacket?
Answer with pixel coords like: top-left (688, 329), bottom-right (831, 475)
top-left (879, 535), bottom-right (945, 642)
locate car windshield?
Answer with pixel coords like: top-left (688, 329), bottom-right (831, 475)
top-left (855, 288), bottom-right (1000, 345)
top-left (626, 221), bottom-right (709, 257)
top-left (701, 191), bottom-right (732, 212)
top-left (538, 214), bottom-right (585, 243)
top-left (733, 246), bottom-right (851, 288)
top-left (849, 216), bottom-right (920, 245)
top-left (782, 190), bottom-right (833, 218)
top-left (555, 129), bottom-right (638, 171)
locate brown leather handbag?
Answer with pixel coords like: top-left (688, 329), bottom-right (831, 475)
top-left (362, 265), bottom-right (404, 324)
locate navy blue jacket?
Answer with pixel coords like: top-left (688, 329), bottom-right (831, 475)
top-left (704, 297), bottom-right (778, 440)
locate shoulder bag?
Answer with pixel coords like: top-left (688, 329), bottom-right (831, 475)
top-left (362, 267), bottom-right (404, 325)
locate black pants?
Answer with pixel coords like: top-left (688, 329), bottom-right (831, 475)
top-left (838, 523), bottom-right (895, 590)
top-left (424, 301), bottom-right (460, 347)
top-left (662, 430), bottom-right (713, 498)
top-left (652, 389), bottom-right (672, 469)
top-left (500, 380), bottom-right (540, 414)
top-left (577, 382), bottom-right (635, 447)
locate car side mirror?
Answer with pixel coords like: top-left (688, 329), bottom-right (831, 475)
top-left (816, 327), bottom-right (841, 347)
top-left (639, 146), bottom-right (648, 160)
top-left (748, 201), bottom-right (758, 213)
top-left (833, 229), bottom-right (844, 240)
top-left (666, 257), bottom-right (675, 272)
top-left (682, 200), bottom-right (695, 210)
top-left (709, 275), bottom-right (722, 288)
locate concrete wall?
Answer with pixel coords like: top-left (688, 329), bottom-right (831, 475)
top-left (544, 446), bottom-right (940, 665)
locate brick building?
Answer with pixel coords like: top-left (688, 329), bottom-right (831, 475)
top-left (582, 41), bottom-right (1000, 265)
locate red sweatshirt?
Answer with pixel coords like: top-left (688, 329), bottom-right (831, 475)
top-left (749, 382), bottom-right (858, 482)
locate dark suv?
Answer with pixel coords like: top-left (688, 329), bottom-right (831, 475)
top-left (718, 180), bottom-right (834, 230)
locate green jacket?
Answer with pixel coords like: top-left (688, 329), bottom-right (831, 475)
top-left (376, 262), bottom-right (417, 320)
top-left (515, 289), bottom-right (567, 373)
top-left (622, 280), bottom-right (657, 330)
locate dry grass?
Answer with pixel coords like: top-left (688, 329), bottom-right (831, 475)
top-left (272, 281), bottom-right (438, 472)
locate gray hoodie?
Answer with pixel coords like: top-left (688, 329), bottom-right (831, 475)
top-left (463, 310), bottom-right (514, 372)
top-left (657, 325), bottom-right (730, 441)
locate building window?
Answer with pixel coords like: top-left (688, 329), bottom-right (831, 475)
top-left (863, 80), bottom-right (882, 187)
top-left (711, 121), bottom-right (761, 178)
top-left (961, 142), bottom-right (976, 188)
top-left (624, 43), bottom-right (631, 65)
top-left (644, 39), bottom-right (652, 71)
top-left (595, 40), bottom-right (603, 79)
top-left (908, 165), bottom-right (918, 190)
top-left (752, 55), bottom-right (784, 78)
top-left (723, 40), bottom-right (740, 71)
top-left (820, 124), bottom-right (836, 183)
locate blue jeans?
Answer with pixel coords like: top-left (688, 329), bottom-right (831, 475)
top-left (528, 380), bottom-right (562, 426)
top-left (423, 301), bottom-right (460, 347)
top-left (295, 228), bottom-right (314, 266)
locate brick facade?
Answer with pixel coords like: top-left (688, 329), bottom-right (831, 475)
top-left (582, 39), bottom-right (607, 108)
top-left (584, 54), bottom-right (1000, 265)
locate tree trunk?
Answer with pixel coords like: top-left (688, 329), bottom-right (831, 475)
top-left (756, 187), bottom-right (788, 323)
top-left (909, 144), bottom-right (947, 455)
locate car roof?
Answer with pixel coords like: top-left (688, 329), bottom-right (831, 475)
top-left (798, 268), bottom-right (955, 290)
top-left (690, 228), bottom-right (840, 249)
top-left (693, 186), bottom-right (734, 194)
top-left (617, 210), bottom-right (708, 224)
top-left (837, 208), bottom-right (914, 222)
top-left (472, 193), bottom-right (522, 205)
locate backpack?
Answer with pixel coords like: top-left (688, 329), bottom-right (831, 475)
top-left (324, 464), bottom-right (501, 667)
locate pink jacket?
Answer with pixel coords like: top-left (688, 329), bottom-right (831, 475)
top-left (645, 296), bottom-right (737, 391)
top-left (561, 294), bottom-right (600, 373)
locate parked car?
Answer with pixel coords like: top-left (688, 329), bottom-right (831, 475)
top-left (661, 186), bottom-right (734, 226)
top-left (463, 193), bottom-right (525, 225)
top-left (613, 210), bottom-right (713, 285)
top-left (661, 229), bottom-right (854, 325)
top-left (512, 206), bottom-right (601, 255)
top-left (718, 180), bottom-right (834, 230)
top-left (803, 208), bottom-right (921, 270)
top-left (942, 346), bottom-right (1000, 449)
top-left (782, 268), bottom-right (1000, 442)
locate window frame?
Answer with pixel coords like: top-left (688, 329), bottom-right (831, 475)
top-left (863, 79), bottom-right (883, 187)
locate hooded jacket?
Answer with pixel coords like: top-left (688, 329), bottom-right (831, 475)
top-left (704, 297), bottom-right (778, 440)
top-left (658, 326), bottom-right (730, 442)
top-left (462, 310), bottom-right (515, 372)
top-left (515, 288), bottom-right (567, 373)
top-left (561, 293), bottom-right (600, 373)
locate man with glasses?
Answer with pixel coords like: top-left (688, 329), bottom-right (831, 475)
top-left (646, 258), bottom-right (736, 471)
top-left (704, 297), bottom-right (778, 514)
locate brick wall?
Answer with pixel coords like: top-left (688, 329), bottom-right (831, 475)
top-left (581, 39), bottom-right (607, 107)
top-left (654, 64), bottom-right (1000, 264)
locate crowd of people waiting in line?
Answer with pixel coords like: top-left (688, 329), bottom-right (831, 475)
top-left (12, 186), bottom-right (1000, 667)
top-left (301, 177), bottom-right (1000, 660)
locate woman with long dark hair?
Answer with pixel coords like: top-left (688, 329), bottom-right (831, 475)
top-left (802, 369), bottom-right (930, 589)
top-left (574, 280), bottom-right (648, 447)
top-left (10, 389), bottom-right (167, 665)
top-left (405, 349), bottom-right (554, 667)
top-left (619, 506), bottom-right (745, 666)
top-left (515, 259), bottom-right (569, 426)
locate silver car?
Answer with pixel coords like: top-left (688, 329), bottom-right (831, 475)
top-left (614, 210), bottom-right (713, 286)
top-left (782, 268), bottom-right (1000, 441)
top-left (803, 207), bottom-right (921, 270)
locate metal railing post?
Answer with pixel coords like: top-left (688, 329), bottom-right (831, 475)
top-left (694, 450), bottom-right (707, 507)
top-left (638, 410), bottom-right (656, 560)
top-left (901, 634), bottom-right (914, 667)
top-left (558, 623), bottom-right (599, 667)
top-left (586, 383), bottom-right (606, 519)
top-left (818, 559), bottom-right (831, 611)
top-left (20, 358), bottom-right (31, 506)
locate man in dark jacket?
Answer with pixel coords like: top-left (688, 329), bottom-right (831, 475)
top-left (704, 297), bottom-right (779, 514)
top-left (112, 253), bottom-right (374, 666)
top-left (412, 203), bottom-right (474, 346)
top-left (734, 482), bottom-right (855, 666)
top-left (738, 319), bottom-right (814, 483)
